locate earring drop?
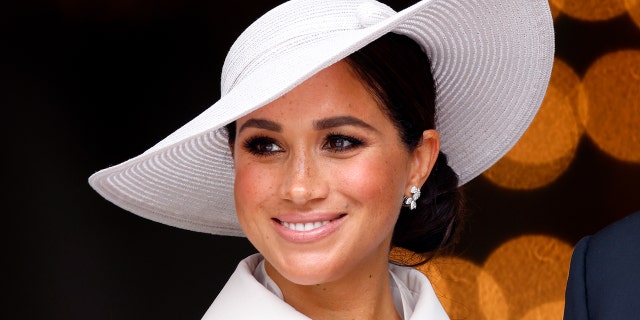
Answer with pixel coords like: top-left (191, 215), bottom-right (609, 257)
top-left (403, 185), bottom-right (421, 210)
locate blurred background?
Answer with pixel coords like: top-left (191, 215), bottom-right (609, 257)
top-left (4, 0), bottom-right (640, 319)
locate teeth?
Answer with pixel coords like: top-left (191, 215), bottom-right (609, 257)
top-left (281, 220), bottom-right (329, 231)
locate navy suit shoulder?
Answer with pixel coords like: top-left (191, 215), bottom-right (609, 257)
top-left (564, 236), bottom-right (590, 320)
top-left (564, 211), bottom-right (640, 320)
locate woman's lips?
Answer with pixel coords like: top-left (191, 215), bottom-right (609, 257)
top-left (272, 214), bottom-right (346, 243)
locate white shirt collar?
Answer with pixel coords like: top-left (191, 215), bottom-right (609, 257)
top-left (202, 254), bottom-right (449, 320)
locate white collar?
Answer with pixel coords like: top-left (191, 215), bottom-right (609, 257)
top-left (202, 254), bottom-right (449, 320)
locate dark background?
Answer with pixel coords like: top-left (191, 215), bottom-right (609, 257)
top-left (4, 0), bottom-right (640, 318)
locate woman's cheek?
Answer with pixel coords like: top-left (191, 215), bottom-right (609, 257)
top-left (336, 155), bottom-right (404, 206)
top-left (235, 162), bottom-right (272, 222)
top-left (237, 160), bottom-right (275, 195)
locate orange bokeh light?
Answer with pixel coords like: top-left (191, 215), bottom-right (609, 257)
top-left (580, 50), bottom-right (640, 163)
top-left (550, 0), bottom-right (627, 21)
top-left (521, 301), bottom-right (565, 320)
top-left (419, 257), bottom-right (505, 320)
top-left (549, 1), bottom-right (562, 20)
top-left (414, 235), bottom-right (572, 319)
top-left (626, 0), bottom-right (640, 33)
top-left (482, 235), bottom-right (572, 320)
top-left (483, 59), bottom-right (582, 190)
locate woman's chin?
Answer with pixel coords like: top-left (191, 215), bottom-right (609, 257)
top-left (267, 257), bottom-right (346, 286)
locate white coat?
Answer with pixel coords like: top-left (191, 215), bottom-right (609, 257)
top-left (201, 254), bottom-right (449, 319)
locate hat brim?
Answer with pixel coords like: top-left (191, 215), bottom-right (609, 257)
top-left (89, 0), bottom-right (554, 236)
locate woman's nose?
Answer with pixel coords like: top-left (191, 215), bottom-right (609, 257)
top-left (279, 150), bottom-right (328, 205)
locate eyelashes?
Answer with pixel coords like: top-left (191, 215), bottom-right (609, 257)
top-left (323, 132), bottom-right (364, 152)
top-left (241, 133), bottom-right (365, 156)
top-left (242, 135), bottom-right (283, 156)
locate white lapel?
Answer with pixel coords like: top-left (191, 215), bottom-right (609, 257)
top-left (202, 254), bottom-right (450, 320)
top-left (201, 254), bottom-right (310, 320)
top-left (389, 264), bottom-right (450, 320)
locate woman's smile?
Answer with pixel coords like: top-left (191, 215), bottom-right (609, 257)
top-left (272, 213), bottom-right (348, 243)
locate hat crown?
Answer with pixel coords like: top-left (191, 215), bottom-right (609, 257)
top-left (220, 0), bottom-right (395, 96)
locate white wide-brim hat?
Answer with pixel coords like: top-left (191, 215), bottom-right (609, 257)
top-left (89, 0), bottom-right (554, 236)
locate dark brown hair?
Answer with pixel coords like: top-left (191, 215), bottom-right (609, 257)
top-left (344, 33), bottom-right (464, 264)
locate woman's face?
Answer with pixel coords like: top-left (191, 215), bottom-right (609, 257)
top-left (232, 60), bottom-right (435, 285)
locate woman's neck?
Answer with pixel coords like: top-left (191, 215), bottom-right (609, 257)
top-left (265, 256), bottom-right (401, 320)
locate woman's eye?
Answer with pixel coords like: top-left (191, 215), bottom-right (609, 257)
top-left (243, 136), bottom-right (283, 155)
top-left (323, 134), bottom-right (363, 152)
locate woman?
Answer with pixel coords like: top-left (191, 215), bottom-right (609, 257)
top-left (89, 0), bottom-right (554, 319)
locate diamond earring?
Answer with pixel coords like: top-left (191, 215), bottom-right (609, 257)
top-left (402, 185), bottom-right (421, 210)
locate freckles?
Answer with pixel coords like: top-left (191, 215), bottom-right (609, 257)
top-left (341, 161), bottom-right (389, 201)
top-left (343, 153), bottom-right (407, 214)
top-left (236, 174), bottom-right (255, 197)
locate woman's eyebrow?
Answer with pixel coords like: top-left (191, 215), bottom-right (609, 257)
top-left (313, 116), bottom-right (378, 132)
top-left (238, 118), bottom-right (282, 133)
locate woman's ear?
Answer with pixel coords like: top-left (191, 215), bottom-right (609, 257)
top-left (408, 129), bottom-right (440, 188)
